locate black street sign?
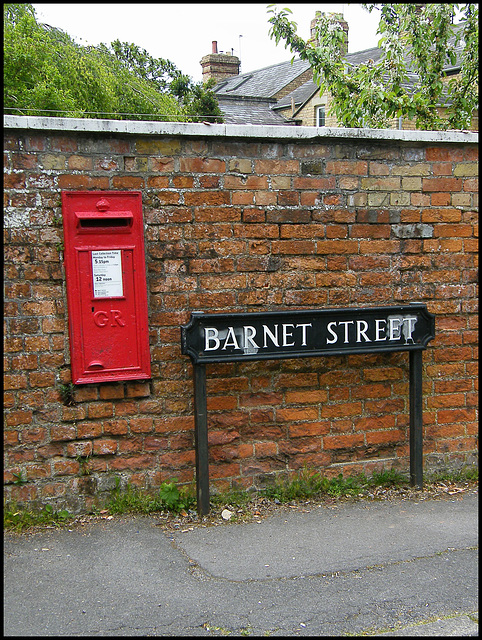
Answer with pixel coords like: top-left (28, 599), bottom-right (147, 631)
top-left (180, 305), bottom-right (435, 516)
top-left (181, 304), bottom-right (435, 364)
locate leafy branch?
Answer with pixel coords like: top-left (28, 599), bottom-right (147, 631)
top-left (267, 3), bottom-right (478, 130)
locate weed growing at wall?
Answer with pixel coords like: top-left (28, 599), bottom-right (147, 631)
top-left (106, 479), bottom-right (196, 515)
top-left (4, 502), bottom-right (71, 533)
top-left (260, 468), bottom-right (408, 503)
top-left (4, 467), bottom-right (477, 533)
top-left (58, 382), bottom-right (76, 406)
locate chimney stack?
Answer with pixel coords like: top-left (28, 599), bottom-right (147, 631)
top-left (200, 42), bottom-right (240, 84)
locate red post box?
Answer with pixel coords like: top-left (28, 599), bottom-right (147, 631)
top-left (62, 191), bottom-right (151, 384)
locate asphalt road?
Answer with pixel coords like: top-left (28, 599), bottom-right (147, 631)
top-left (4, 490), bottom-right (478, 636)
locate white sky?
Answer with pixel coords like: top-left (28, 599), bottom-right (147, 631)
top-left (32, 3), bottom-right (382, 83)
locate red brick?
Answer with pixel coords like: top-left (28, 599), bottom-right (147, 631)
top-left (232, 191), bottom-right (254, 205)
top-left (278, 438), bottom-right (320, 455)
top-left (4, 430), bottom-right (20, 446)
top-left (117, 437), bottom-right (143, 453)
top-left (365, 430), bottom-right (404, 445)
top-left (77, 422), bottom-right (103, 439)
top-left (277, 191), bottom-right (299, 205)
top-left (254, 191), bottom-right (277, 205)
top-left (210, 462), bottom-right (242, 478)
top-left (199, 175), bottom-right (220, 188)
top-left (294, 176), bottom-right (336, 189)
top-left (359, 240), bottom-right (400, 254)
top-left (170, 175), bottom-right (194, 189)
top-left (180, 157), bottom-right (225, 173)
top-left (254, 159), bottom-right (299, 174)
top-left (4, 172), bottom-right (26, 188)
top-left (290, 452), bottom-right (332, 469)
top-left (58, 174), bottom-right (90, 189)
top-left (144, 436), bottom-right (169, 451)
top-left (40, 482), bottom-right (67, 498)
top-left (289, 421), bottom-right (330, 437)
top-left (350, 224), bottom-right (391, 238)
top-left (159, 451), bottom-right (196, 468)
top-left (52, 458), bottom-right (80, 476)
top-left (284, 390), bottom-right (328, 404)
top-left (148, 157), bottom-right (174, 172)
top-left (103, 420), bottom-right (129, 435)
top-left (112, 176), bottom-right (145, 189)
top-left (5, 410), bottom-right (33, 427)
top-left (66, 441), bottom-right (93, 458)
top-left (224, 175), bottom-right (268, 190)
top-left (108, 455), bottom-right (153, 470)
top-left (354, 415), bottom-right (396, 431)
top-left (321, 403), bottom-right (363, 418)
top-left (437, 408), bottom-right (476, 423)
top-left (155, 416), bottom-right (194, 433)
top-left (12, 153), bottom-right (38, 169)
top-left (323, 434), bottom-right (365, 449)
top-left (50, 426), bottom-right (77, 441)
top-left (426, 147), bottom-right (464, 161)
top-left (28, 371), bottom-right (56, 387)
top-left (25, 463), bottom-right (51, 479)
top-left (326, 160), bottom-right (367, 175)
top-left (130, 418), bottom-right (154, 433)
top-left (184, 191), bottom-right (229, 205)
top-left (194, 207), bottom-right (241, 222)
top-left (422, 177), bottom-right (462, 192)
top-left (21, 427), bottom-right (46, 443)
top-left (323, 194), bottom-right (343, 206)
top-left (434, 224), bottom-right (473, 238)
top-left (317, 239), bottom-right (359, 254)
top-left (93, 439), bottom-right (118, 455)
top-left (99, 385), bottom-right (125, 400)
top-left (147, 176), bottom-right (170, 188)
top-left (254, 442), bottom-right (278, 457)
top-left (126, 382), bottom-right (151, 398)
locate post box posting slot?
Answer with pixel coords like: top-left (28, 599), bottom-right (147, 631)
top-left (62, 191), bottom-right (151, 384)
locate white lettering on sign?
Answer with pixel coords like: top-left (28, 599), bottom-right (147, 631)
top-left (202, 316), bottom-right (418, 355)
top-left (375, 319), bottom-right (387, 341)
top-left (326, 315), bottom-right (417, 345)
top-left (92, 250), bottom-right (123, 298)
top-left (204, 323), bottom-right (313, 354)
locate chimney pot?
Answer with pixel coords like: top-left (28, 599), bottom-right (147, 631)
top-left (201, 42), bottom-right (240, 83)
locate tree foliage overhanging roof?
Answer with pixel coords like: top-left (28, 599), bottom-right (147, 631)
top-left (267, 3), bottom-right (478, 130)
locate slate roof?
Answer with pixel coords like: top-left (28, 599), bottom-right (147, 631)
top-left (274, 79), bottom-right (320, 111)
top-left (214, 58), bottom-right (311, 100)
top-left (213, 23), bottom-right (467, 125)
top-left (216, 96), bottom-right (294, 126)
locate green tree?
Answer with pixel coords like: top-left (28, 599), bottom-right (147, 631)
top-left (268, 3), bottom-right (478, 130)
top-left (107, 40), bottom-right (181, 92)
top-left (105, 40), bottom-right (223, 122)
top-left (4, 4), bottom-right (223, 122)
top-left (171, 76), bottom-right (224, 123)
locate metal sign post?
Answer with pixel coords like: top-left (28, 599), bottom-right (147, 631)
top-left (409, 350), bottom-right (424, 489)
top-left (193, 363), bottom-right (210, 515)
top-left (181, 304), bottom-right (435, 515)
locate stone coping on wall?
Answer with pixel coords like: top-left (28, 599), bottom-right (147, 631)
top-left (3, 115), bottom-right (478, 144)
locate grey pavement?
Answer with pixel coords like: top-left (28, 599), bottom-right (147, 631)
top-left (4, 491), bottom-right (478, 636)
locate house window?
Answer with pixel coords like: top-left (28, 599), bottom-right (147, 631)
top-left (316, 105), bottom-right (326, 127)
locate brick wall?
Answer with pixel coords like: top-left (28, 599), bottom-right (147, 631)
top-left (3, 117), bottom-right (478, 513)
